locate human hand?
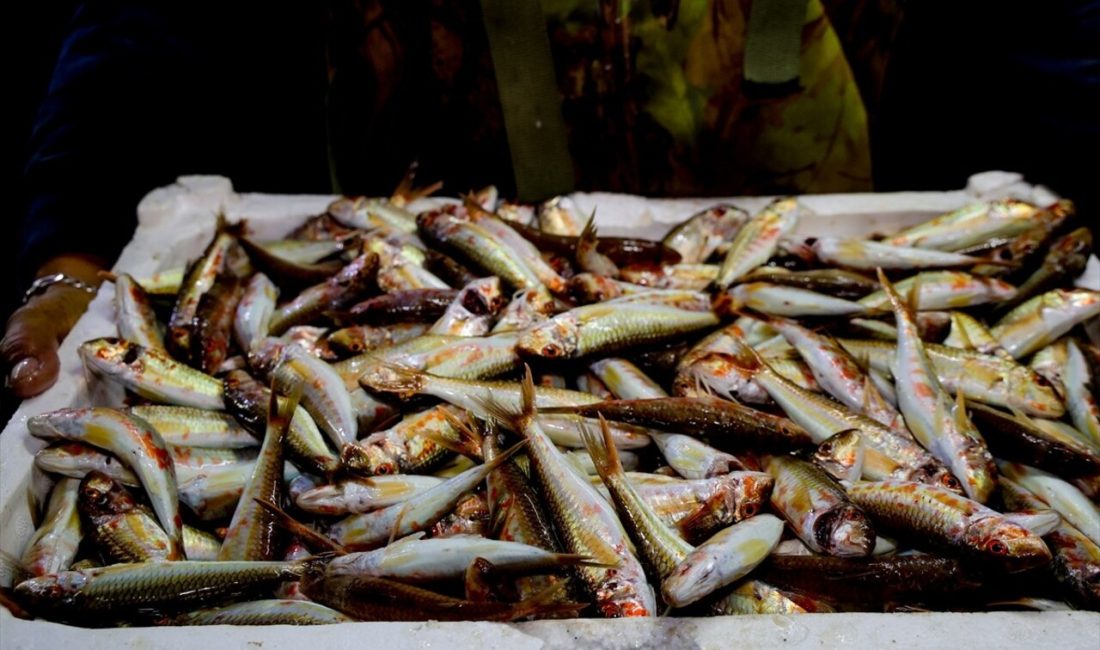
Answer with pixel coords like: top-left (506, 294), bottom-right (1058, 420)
top-left (2, 255), bottom-right (106, 398)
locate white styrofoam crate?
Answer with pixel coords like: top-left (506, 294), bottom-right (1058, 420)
top-left (1, 173), bottom-right (1097, 649)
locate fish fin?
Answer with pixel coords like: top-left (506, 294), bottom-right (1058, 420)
top-left (253, 497), bottom-right (346, 555)
top-left (520, 365), bottom-right (538, 423)
top-left (709, 335), bottom-right (767, 377)
top-left (389, 531), bottom-right (428, 546)
top-left (576, 212), bottom-right (600, 264)
top-left (951, 389), bottom-right (977, 435)
top-left (388, 503), bottom-right (410, 546)
top-left (510, 581), bottom-right (587, 620)
top-left (904, 275), bottom-right (923, 313)
top-left (269, 379), bottom-right (304, 446)
top-left (946, 312), bottom-right (976, 350)
top-left (479, 439), bottom-right (528, 475)
top-left (469, 395), bottom-right (518, 430)
top-left (580, 413), bottom-right (623, 485)
top-left (463, 556), bottom-right (503, 602)
top-left (489, 499), bottom-right (517, 539)
top-left (567, 553), bottom-right (620, 569)
top-left (875, 268), bottom-right (909, 318)
top-left (676, 489), bottom-right (729, 543)
top-left (579, 212), bottom-right (599, 246)
top-left (1003, 509), bottom-right (1062, 537)
top-left (432, 408), bottom-right (485, 460)
top-left (933, 392), bottom-right (951, 437)
top-left (1007, 405), bottom-right (1042, 430)
top-left (214, 209), bottom-right (228, 233)
top-left (466, 367), bottom-right (535, 427)
top-left (392, 163), bottom-right (439, 204)
top-left (462, 192), bottom-right (496, 220)
top-left (691, 370), bottom-right (719, 398)
top-left (860, 375), bottom-right (886, 415)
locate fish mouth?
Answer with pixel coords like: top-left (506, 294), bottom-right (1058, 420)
top-left (818, 506), bottom-right (874, 557)
top-left (1000, 537), bottom-right (1054, 573)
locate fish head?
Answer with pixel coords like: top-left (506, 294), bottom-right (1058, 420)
top-left (568, 273), bottom-right (622, 304)
top-left (326, 197), bottom-right (362, 224)
top-left (984, 278), bottom-right (1018, 303)
top-left (78, 337), bottom-right (137, 376)
top-left (357, 363), bottom-right (427, 399)
top-left (813, 430), bottom-right (864, 483)
top-left (460, 277), bottom-right (506, 315)
top-left (992, 199), bottom-right (1041, 223)
top-left (13, 572), bottom-right (88, 612)
top-left (729, 472), bottom-right (774, 521)
top-left (1050, 227), bottom-right (1093, 264)
top-left (340, 441), bottom-right (398, 477)
top-left (620, 264), bottom-right (669, 288)
top-left (516, 316), bottom-right (579, 360)
top-left (930, 467), bottom-right (966, 495)
top-left (709, 205), bottom-right (750, 239)
top-left (495, 287), bottom-right (555, 332)
top-left (25, 408), bottom-right (92, 440)
top-left (595, 587), bottom-right (654, 618)
top-left (78, 471), bottom-right (137, 518)
top-left (963, 514), bottom-right (1053, 572)
top-left (819, 505), bottom-right (875, 558)
top-left (329, 252), bottom-right (379, 293)
top-left (1009, 368), bottom-right (1067, 418)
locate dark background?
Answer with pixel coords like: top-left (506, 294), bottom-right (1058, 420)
top-left (5, 2), bottom-right (82, 324)
top-left (2, 2), bottom-right (83, 420)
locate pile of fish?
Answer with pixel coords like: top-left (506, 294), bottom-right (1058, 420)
top-left (4, 188), bottom-right (1100, 627)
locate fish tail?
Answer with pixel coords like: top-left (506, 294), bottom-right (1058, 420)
top-left (580, 413), bottom-right (623, 484)
top-left (433, 408), bottom-right (485, 460)
top-left (520, 365), bottom-right (538, 423)
top-left (875, 268), bottom-right (913, 320)
top-left (552, 552), bottom-right (618, 569)
top-left (952, 388), bottom-right (969, 431)
top-left (481, 439), bottom-right (528, 474)
top-left (254, 497), bottom-right (346, 555)
top-left (271, 381), bottom-right (304, 444)
top-left (579, 212), bottom-right (598, 244)
top-left (860, 375), bottom-right (894, 422)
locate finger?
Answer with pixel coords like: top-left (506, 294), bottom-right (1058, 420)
top-left (1, 309), bottom-right (62, 399)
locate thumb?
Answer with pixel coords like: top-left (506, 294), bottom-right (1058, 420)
top-left (1, 305), bottom-right (62, 399)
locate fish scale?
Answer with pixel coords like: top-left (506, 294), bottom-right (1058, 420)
top-left (715, 197), bottom-right (799, 288)
top-left (877, 269), bottom-right (997, 503)
top-left (14, 561), bottom-right (312, 619)
top-left (848, 480), bottom-right (1051, 572)
top-left (485, 372), bottom-right (655, 617)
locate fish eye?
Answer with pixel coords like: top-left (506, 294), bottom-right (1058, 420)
top-left (741, 503), bottom-right (758, 517)
top-left (542, 345), bottom-right (560, 358)
top-left (987, 539), bottom-right (1009, 555)
top-left (941, 475), bottom-right (961, 491)
top-left (818, 442), bottom-right (833, 455)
